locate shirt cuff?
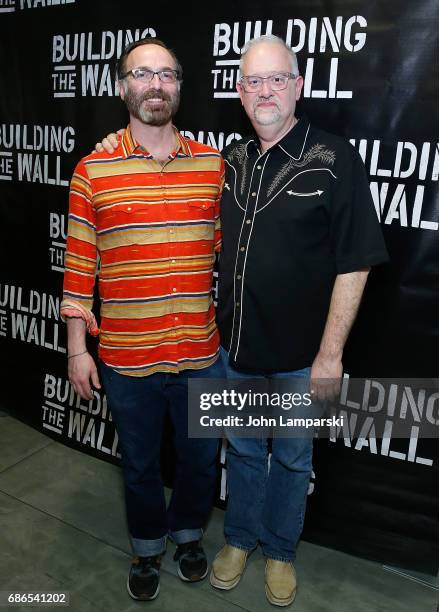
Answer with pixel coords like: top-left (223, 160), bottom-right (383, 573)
top-left (60, 298), bottom-right (100, 336)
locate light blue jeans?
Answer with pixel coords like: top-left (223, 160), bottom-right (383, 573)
top-left (221, 347), bottom-right (314, 562)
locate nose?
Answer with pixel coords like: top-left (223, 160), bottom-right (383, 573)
top-left (150, 72), bottom-right (161, 85)
top-left (259, 78), bottom-right (273, 97)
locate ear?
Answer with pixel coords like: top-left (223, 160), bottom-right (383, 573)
top-left (295, 75), bottom-right (304, 101)
top-left (118, 80), bottom-right (126, 101)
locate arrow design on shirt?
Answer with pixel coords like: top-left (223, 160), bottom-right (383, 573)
top-left (286, 189), bottom-right (324, 197)
top-left (224, 183), bottom-right (230, 191)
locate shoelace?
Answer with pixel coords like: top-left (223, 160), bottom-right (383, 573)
top-left (135, 556), bottom-right (160, 574)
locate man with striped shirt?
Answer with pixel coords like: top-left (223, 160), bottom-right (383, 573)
top-left (61, 38), bottom-right (225, 602)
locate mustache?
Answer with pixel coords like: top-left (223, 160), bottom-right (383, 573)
top-left (141, 89), bottom-right (172, 102)
top-left (255, 95), bottom-right (278, 104)
top-left (254, 98), bottom-right (280, 112)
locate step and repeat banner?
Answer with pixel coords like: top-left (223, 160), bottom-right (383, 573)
top-left (0, 0), bottom-right (438, 575)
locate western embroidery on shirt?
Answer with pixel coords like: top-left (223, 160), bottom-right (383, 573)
top-left (226, 143), bottom-right (250, 197)
top-left (267, 144), bottom-right (336, 198)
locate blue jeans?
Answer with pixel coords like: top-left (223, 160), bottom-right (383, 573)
top-left (99, 357), bottom-right (225, 557)
top-left (221, 347), bottom-right (313, 562)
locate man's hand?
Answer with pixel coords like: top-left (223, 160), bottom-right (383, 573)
top-left (310, 351), bottom-right (342, 401)
top-left (68, 352), bottom-right (101, 400)
top-left (94, 128), bottom-right (125, 154)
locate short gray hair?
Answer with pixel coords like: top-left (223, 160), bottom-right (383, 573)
top-left (239, 35), bottom-right (299, 76)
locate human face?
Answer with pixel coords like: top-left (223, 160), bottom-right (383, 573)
top-left (237, 42), bottom-right (303, 132)
top-left (120, 44), bottom-right (180, 126)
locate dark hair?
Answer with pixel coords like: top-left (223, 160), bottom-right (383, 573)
top-left (116, 37), bottom-right (183, 80)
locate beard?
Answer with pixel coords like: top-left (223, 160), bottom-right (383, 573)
top-left (253, 97), bottom-right (281, 126)
top-left (124, 86), bottom-right (180, 126)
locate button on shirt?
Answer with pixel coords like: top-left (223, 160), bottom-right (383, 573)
top-left (217, 116), bottom-right (388, 372)
top-left (61, 126), bottom-right (224, 376)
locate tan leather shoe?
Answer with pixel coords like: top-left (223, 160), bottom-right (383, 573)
top-left (210, 544), bottom-right (249, 590)
top-left (265, 559), bottom-right (297, 607)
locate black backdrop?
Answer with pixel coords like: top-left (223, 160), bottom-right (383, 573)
top-left (1, 0), bottom-right (438, 575)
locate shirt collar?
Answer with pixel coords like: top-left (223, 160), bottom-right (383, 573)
top-left (121, 124), bottom-right (138, 156)
top-left (245, 115), bottom-right (310, 161)
top-left (175, 130), bottom-right (193, 157)
top-left (121, 124), bottom-right (193, 158)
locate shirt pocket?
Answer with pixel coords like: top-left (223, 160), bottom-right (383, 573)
top-left (187, 200), bottom-right (216, 241)
top-left (98, 203), bottom-right (158, 249)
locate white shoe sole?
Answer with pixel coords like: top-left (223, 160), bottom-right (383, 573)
top-left (177, 564), bottom-right (209, 582)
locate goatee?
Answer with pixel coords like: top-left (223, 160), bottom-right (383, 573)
top-left (124, 87), bottom-right (180, 126)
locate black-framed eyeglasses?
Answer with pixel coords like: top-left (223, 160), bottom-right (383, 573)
top-left (240, 72), bottom-right (297, 92)
top-left (121, 67), bottom-right (180, 84)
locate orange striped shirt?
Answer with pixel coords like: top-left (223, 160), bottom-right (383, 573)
top-left (61, 126), bottom-right (224, 376)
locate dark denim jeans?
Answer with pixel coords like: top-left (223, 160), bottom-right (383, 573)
top-left (99, 357), bottom-right (225, 557)
top-left (220, 347), bottom-right (314, 562)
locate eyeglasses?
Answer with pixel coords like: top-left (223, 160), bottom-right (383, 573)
top-left (240, 72), bottom-right (297, 93)
top-left (121, 67), bottom-right (180, 84)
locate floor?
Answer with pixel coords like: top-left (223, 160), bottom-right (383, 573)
top-left (0, 414), bottom-right (437, 612)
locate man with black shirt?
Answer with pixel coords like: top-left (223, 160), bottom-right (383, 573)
top-left (210, 35), bottom-right (388, 607)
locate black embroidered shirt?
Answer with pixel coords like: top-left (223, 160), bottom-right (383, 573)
top-left (217, 116), bottom-right (388, 372)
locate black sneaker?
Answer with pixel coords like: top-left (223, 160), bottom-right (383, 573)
top-left (127, 555), bottom-right (161, 600)
top-left (173, 541), bottom-right (208, 582)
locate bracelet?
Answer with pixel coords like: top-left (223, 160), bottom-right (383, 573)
top-left (68, 349), bottom-right (88, 360)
